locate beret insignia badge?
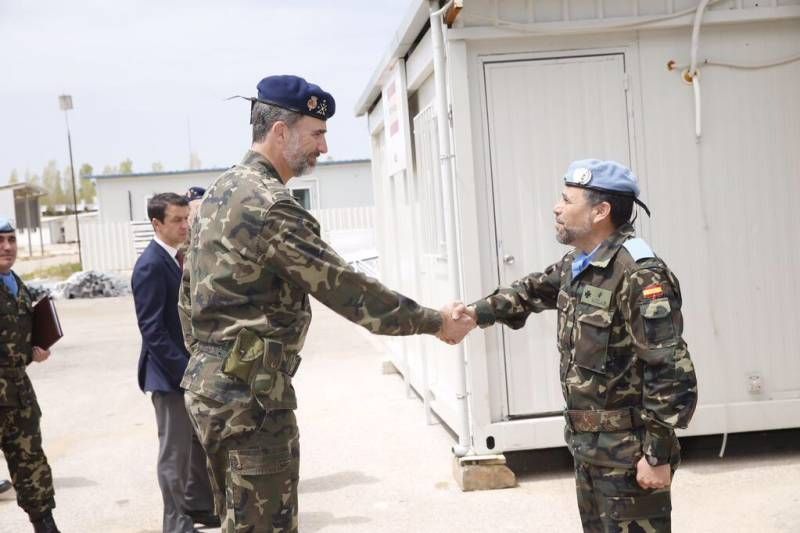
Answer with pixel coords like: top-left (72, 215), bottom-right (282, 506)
top-left (307, 96), bottom-right (318, 111)
top-left (572, 167), bottom-right (592, 185)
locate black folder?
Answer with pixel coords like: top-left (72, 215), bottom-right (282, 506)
top-left (32, 295), bottom-right (63, 350)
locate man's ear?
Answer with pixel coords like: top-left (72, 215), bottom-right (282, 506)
top-left (270, 121), bottom-right (288, 144)
top-left (593, 201), bottom-right (612, 224)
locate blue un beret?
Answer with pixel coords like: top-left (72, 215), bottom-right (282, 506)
top-left (256, 75), bottom-right (335, 120)
top-left (563, 159), bottom-right (651, 216)
top-left (0, 218), bottom-right (15, 233)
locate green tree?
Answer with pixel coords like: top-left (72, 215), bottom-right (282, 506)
top-left (41, 160), bottom-right (62, 209)
top-left (102, 165), bottom-right (118, 175)
top-left (24, 170), bottom-right (40, 187)
top-left (119, 159), bottom-right (133, 174)
top-left (7, 169), bottom-right (18, 185)
top-left (63, 165), bottom-right (77, 210)
top-left (151, 162), bottom-right (164, 172)
top-left (79, 163), bottom-right (96, 204)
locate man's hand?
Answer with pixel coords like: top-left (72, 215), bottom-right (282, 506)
top-left (451, 303), bottom-right (477, 323)
top-left (436, 302), bottom-right (476, 344)
top-left (32, 346), bottom-right (51, 363)
top-left (635, 456), bottom-right (671, 489)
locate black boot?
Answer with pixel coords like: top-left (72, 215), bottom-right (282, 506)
top-left (31, 511), bottom-right (61, 533)
top-left (186, 509), bottom-right (222, 528)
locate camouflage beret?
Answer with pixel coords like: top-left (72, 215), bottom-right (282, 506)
top-left (255, 75), bottom-right (335, 120)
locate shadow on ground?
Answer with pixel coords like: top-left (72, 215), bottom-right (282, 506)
top-left (54, 476), bottom-right (98, 489)
top-left (299, 511), bottom-right (371, 533)
top-left (507, 427), bottom-right (800, 481)
top-left (299, 470), bottom-right (380, 494)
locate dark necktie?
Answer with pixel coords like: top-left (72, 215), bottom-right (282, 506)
top-left (176, 250), bottom-right (185, 270)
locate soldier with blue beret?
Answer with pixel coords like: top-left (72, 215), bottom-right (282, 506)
top-left (180, 75), bottom-right (472, 532)
top-left (450, 159), bottom-right (697, 532)
top-left (562, 158), bottom-right (651, 216)
top-left (0, 218), bottom-right (61, 532)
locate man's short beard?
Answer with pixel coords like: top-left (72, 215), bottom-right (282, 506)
top-left (556, 226), bottom-right (573, 245)
top-left (283, 131), bottom-right (316, 177)
top-left (555, 216), bottom-right (593, 246)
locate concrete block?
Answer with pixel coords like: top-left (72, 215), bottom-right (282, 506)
top-left (452, 454), bottom-right (517, 492)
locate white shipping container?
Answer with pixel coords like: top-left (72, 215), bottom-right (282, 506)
top-left (356, 0), bottom-right (800, 458)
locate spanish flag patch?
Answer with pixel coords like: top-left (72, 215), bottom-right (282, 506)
top-left (642, 283), bottom-right (664, 299)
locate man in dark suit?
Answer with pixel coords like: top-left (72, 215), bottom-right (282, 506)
top-left (132, 193), bottom-right (217, 532)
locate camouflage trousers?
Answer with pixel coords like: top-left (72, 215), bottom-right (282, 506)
top-left (185, 391), bottom-right (299, 533)
top-left (0, 401), bottom-right (56, 520)
top-left (574, 460), bottom-right (672, 532)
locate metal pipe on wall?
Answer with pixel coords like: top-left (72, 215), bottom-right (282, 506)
top-left (429, 0), bottom-right (472, 458)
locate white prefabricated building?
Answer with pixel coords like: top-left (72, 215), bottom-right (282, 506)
top-left (91, 159), bottom-right (373, 223)
top-left (355, 0), bottom-right (800, 459)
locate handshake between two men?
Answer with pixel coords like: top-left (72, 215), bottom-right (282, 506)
top-left (435, 303), bottom-right (477, 345)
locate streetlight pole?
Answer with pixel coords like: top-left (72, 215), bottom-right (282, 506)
top-left (58, 94), bottom-right (83, 268)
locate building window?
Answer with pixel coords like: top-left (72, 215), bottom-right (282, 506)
top-left (288, 178), bottom-right (319, 210)
top-left (292, 189), bottom-right (311, 210)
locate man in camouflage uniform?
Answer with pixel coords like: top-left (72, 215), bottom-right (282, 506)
top-left (453, 160), bottom-right (697, 532)
top-left (179, 75), bottom-right (472, 532)
top-left (0, 219), bottom-right (60, 533)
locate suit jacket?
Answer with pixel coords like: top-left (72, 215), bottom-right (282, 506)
top-left (132, 239), bottom-right (189, 393)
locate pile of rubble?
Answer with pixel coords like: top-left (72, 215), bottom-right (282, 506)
top-left (25, 283), bottom-right (51, 302)
top-left (28, 271), bottom-right (131, 300)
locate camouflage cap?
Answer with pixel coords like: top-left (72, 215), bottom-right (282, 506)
top-left (563, 159), bottom-right (650, 216)
top-left (0, 218), bottom-right (15, 233)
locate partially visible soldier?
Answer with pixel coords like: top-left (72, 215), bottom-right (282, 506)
top-left (180, 75), bottom-right (473, 532)
top-left (451, 160), bottom-right (698, 532)
top-left (184, 186), bottom-right (205, 227)
top-left (0, 218), bottom-right (60, 533)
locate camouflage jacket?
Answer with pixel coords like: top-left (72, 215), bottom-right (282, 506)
top-left (0, 273), bottom-right (38, 408)
top-left (180, 151), bottom-right (442, 409)
top-left (473, 225), bottom-right (697, 468)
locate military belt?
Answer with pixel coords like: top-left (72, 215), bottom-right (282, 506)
top-left (196, 341), bottom-right (302, 378)
top-left (564, 407), bottom-right (644, 433)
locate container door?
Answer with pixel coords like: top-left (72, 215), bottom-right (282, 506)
top-left (483, 53), bottom-right (632, 417)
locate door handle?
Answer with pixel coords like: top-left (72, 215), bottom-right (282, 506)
top-left (503, 254), bottom-right (515, 265)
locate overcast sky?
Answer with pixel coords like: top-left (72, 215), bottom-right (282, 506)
top-left (0, 0), bottom-right (412, 181)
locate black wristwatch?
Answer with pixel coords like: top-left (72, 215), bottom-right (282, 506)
top-left (645, 454), bottom-right (668, 467)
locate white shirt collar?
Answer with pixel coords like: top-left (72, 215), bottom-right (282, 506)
top-left (153, 235), bottom-right (180, 265)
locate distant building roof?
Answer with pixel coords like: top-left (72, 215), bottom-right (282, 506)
top-left (90, 158), bottom-right (370, 180)
top-left (0, 182), bottom-right (49, 197)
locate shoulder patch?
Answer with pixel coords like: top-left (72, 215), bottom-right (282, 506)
top-left (623, 238), bottom-right (654, 262)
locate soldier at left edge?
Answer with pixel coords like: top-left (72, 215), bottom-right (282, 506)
top-left (0, 218), bottom-right (61, 533)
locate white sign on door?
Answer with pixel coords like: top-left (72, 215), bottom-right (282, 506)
top-left (381, 60), bottom-right (413, 177)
